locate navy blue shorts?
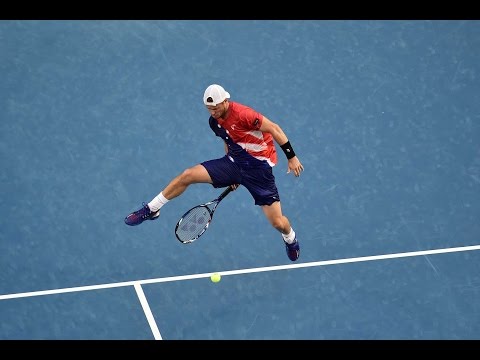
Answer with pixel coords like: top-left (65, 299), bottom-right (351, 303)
top-left (201, 155), bottom-right (280, 206)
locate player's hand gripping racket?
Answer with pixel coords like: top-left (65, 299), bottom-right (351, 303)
top-left (175, 186), bottom-right (233, 244)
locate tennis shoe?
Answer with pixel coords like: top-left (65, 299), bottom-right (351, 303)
top-left (124, 203), bottom-right (160, 226)
top-left (284, 237), bottom-right (300, 261)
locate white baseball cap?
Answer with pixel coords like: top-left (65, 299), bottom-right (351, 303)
top-left (203, 84), bottom-right (230, 106)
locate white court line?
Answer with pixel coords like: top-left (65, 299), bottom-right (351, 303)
top-left (1, 244), bottom-right (479, 301)
top-left (134, 283), bottom-right (162, 340)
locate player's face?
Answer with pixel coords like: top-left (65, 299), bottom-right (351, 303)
top-left (206, 99), bottom-right (228, 119)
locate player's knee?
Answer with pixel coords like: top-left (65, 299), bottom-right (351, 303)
top-left (179, 167), bottom-right (201, 185)
top-left (177, 169), bottom-right (193, 184)
top-left (270, 216), bottom-right (286, 231)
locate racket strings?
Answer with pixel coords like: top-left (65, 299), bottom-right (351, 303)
top-left (176, 206), bottom-right (212, 241)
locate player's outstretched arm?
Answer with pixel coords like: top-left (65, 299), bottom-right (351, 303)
top-left (260, 116), bottom-right (304, 177)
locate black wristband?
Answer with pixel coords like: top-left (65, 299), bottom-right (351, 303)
top-left (280, 141), bottom-right (296, 159)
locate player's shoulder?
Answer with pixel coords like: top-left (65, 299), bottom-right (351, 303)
top-left (208, 115), bottom-right (219, 128)
top-left (231, 101), bottom-right (261, 118)
top-left (230, 101), bottom-right (252, 111)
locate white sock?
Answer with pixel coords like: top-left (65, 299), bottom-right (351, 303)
top-left (282, 228), bottom-right (296, 244)
top-left (148, 192), bottom-right (169, 212)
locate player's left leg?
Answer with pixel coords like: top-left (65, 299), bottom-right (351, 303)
top-left (242, 166), bottom-right (300, 261)
top-left (261, 202), bottom-right (300, 261)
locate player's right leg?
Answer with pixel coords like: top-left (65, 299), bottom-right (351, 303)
top-left (161, 164), bottom-right (213, 200)
top-left (124, 164), bottom-right (212, 226)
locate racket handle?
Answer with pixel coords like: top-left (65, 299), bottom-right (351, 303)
top-left (218, 186), bottom-right (233, 201)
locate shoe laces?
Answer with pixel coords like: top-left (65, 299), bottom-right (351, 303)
top-left (140, 202), bottom-right (152, 220)
top-left (286, 239), bottom-right (298, 249)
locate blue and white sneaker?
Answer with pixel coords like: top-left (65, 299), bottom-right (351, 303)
top-left (284, 238), bottom-right (300, 261)
top-left (124, 203), bottom-right (160, 226)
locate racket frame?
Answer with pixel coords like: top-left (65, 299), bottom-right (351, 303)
top-left (174, 186), bottom-right (232, 244)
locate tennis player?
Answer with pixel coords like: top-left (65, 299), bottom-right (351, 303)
top-left (125, 84), bottom-right (304, 261)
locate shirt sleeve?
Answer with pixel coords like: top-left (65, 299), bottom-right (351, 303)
top-left (239, 108), bottom-right (263, 130)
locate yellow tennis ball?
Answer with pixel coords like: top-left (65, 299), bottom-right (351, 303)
top-left (210, 273), bottom-right (221, 283)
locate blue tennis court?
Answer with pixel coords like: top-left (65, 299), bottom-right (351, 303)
top-left (1, 20), bottom-right (479, 340)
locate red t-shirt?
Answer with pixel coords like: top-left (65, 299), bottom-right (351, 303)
top-left (216, 101), bottom-right (278, 166)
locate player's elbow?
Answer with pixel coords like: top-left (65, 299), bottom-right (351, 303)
top-left (271, 124), bottom-right (289, 144)
top-left (269, 122), bottom-right (284, 137)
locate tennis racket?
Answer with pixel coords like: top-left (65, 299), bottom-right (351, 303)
top-left (175, 186), bottom-right (233, 244)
